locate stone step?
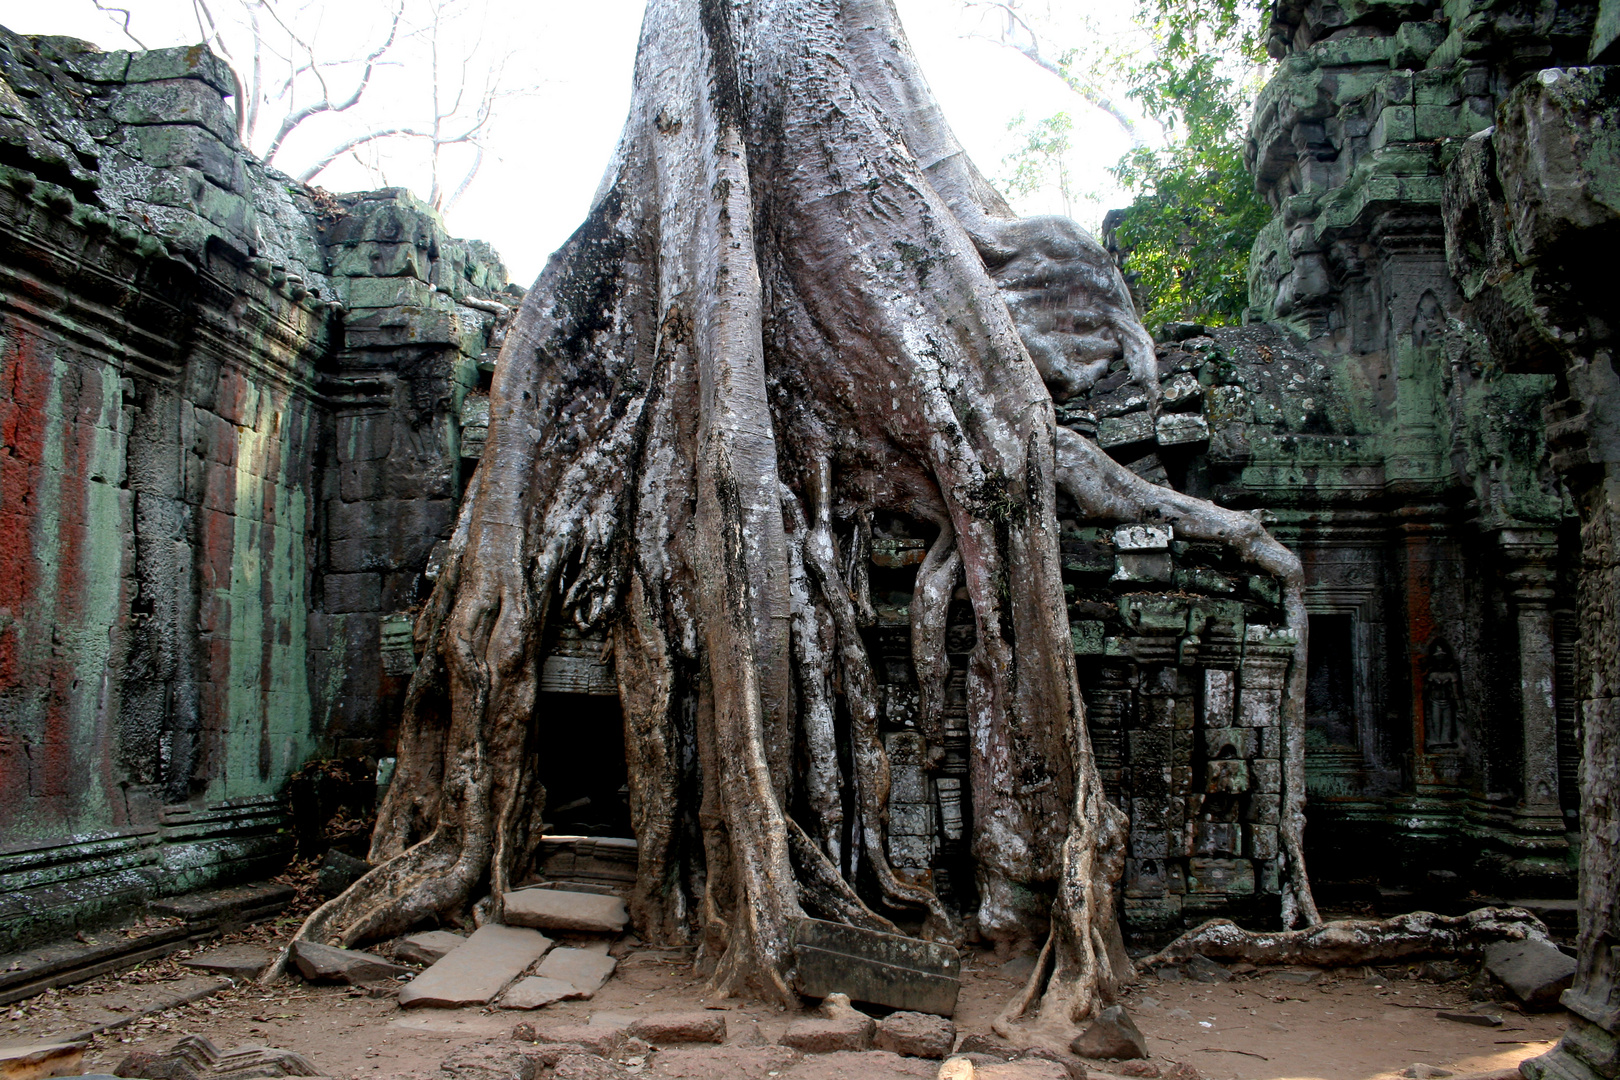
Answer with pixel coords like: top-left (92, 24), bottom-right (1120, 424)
top-left (398, 924), bottom-right (552, 1009)
top-left (0, 923), bottom-right (196, 1006)
top-left (147, 881), bottom-right (294, 932)
top-left (502, 888), bottom-right (628, 934)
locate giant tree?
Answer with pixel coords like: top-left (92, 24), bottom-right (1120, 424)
top-left (283, 0), bottom-right (1313, 1039)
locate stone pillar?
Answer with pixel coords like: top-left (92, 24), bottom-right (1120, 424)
top-left (1501, 530), bottom-right (1567, 871)
top-left (1524, 474), bottom-right (1620, 1080)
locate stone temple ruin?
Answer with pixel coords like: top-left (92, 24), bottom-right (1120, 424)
top-left (0, 1), bottom-right (1617, 1079)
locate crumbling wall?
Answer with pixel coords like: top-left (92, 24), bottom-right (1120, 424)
top-left (0, 29), bottom-right (514, 952)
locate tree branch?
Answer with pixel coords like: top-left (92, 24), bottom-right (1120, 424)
top-left (961, 0), bottom-right (1147, 148)
top-left (263, 0), bottom-right (405, 164)
top-left (296, 126), bottom-right (430, 183)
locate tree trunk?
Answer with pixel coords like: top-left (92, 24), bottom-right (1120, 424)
top-left (276, 0), bottom-right (1316, 1038)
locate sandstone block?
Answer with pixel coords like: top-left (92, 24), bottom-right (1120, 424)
top-left (439, 1040), bottom-right (534, 1080)
top-left (1483, 939), bottom-right (1576, 1009)
top-left (532, 948), bottom-right (617, 999)
top-left (397, 924), bottom-right (551, 1008)
top-left (0, 1040), bottom-right (84, 1080)
top-left (624, 1011), bottom-right (726, 1045)
top-left (552, 1055), bottom-right (631, 1080)
top-left (502, 888), bottom-right (629, 934)
top-left (780, 1015), bottom-right (874, 1053)
top-left (500, 976), bottom-right (577, 1010)
top-left (1017, 1046), bottom-right (1089, 1080)
top-left (875, 1011), bottom-right (956, 1058)
top-left (1070, 1005), bottom-right (1148, 1060)
top-left (179, 945), bottom-right (272, 980)
top-left (978, 1061), bottom-right (1073, 1080)
top-left (291, 941), bottom-right (408, 985)
top-left (396, 930), bottom-right (465, 966)
top-left (511, 1023), bottom-right (624, 1056)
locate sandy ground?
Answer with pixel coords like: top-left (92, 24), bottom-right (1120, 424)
top-left (0, 926), bottom-right (1566, 1080)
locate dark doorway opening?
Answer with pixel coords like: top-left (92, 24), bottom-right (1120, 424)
top-left (534, 693), bottom-right (632, 836)
top-left (1305, 613), bottom-right (1357, 747)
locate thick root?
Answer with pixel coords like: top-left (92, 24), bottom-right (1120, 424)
top-left (1141, 908), bottom-right (1551, 970)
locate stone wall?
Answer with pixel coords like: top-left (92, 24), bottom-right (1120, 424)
top-left (1086, 0), bottom-right (1620, 925)
top-left (1432, 57), bottom-right (1618, 1080)
top-left (0, 29), bottom-right (514, 952)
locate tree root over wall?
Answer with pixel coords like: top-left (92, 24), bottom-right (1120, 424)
top-left (267, 0), bottom-right (1320, 1043)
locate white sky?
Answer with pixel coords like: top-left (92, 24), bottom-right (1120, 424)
top-left (0, 0), bottom-right (1143, 284)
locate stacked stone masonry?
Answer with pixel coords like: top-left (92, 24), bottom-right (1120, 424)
top-left (0, 28), bottom-right (517, 952)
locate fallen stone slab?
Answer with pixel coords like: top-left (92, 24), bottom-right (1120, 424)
top-left (399, 924), bottom-right (552, 1008)
top-left (0, 1039), bottom-right (85, 1080)
top-left (502, 889), bottom-right (629, 935)
top-left (511, 1022), bottom-right (625, 1056)
top-left (1437, 1009), bottom-right (1502, 1027)
top-left (291, 942), bottom-right (408, 986)
top-left (180, 945), bottom-right (274, 981)
top-left (1484, 938), bottom-right (1576, 1009)
top-left (624, 1011), bottom-right (726, 1045)
top-left (395, 930), bottom-right (465, 967)
top-left (500, 976), bottom-right (577, 1010)
top-left (875, 1011), bottom-right (955, 1059)
top-left (1071, 1005), bottom-right (1148, 1060)
top-left (532, 948), bottom-right (616, 999)
top-left (793, 918), bottom-right (962, 1017)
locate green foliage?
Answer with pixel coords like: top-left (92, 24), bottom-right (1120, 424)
top-left (1109, 0), bottom-right (1270, 330)
top-left (987, 0), bottom-right (1271, 330)
top-left (999, 111), bottom-right (1075, 216)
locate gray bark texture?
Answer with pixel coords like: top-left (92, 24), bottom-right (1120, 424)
top-left (275, 0), bottom-right (1316, 1040)
top-left (1140, 908), bottom-right (1552, 970)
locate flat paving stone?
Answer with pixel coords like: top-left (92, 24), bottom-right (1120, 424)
top-left (398, 924), bottom-right (553, 1009)
top-left (180, 945), bottom-right (273, 980)
top-left (503, 889), bottom-right (629, 934)
top-left (396, 930), bottom-right (466, 966)
top-left (500, 976), bottom-right (578, 1010)
top-left (533, 948), bottom-right (617, 999)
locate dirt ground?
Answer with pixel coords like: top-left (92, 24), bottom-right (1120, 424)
top-left (0, 921), bottom-right (1567, 1080)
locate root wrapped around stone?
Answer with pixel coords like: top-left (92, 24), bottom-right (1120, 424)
top-left (1141, 908), bottom-right (1551, 971)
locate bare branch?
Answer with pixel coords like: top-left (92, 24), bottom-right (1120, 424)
top-left (962, 0), bottom-right (1147, 148)
top-left (439, 141), bottom-right (483, 213)
top-left (295, 126), bottom-right (430, 184)
top-left (91, 0), bottom-right (146, 49)
top-left (263, 0), bottom-right (406, 164)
